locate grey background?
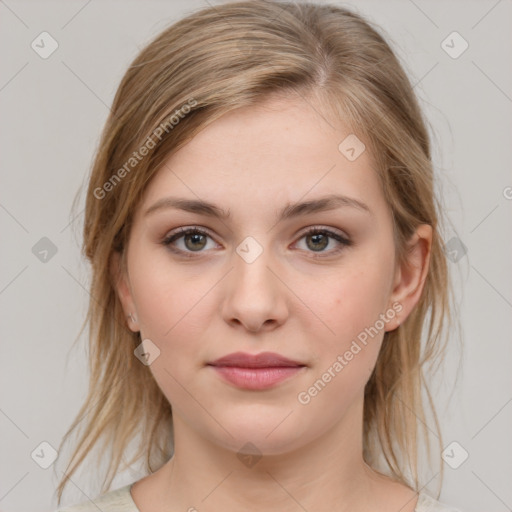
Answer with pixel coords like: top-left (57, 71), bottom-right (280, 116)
top-left (0, 1), bottom-right (511, 511)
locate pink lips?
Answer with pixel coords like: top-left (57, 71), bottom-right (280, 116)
top-left (208, 351), bottom-right (306, 390)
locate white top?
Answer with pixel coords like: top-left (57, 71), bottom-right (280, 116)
top-left (55, 483), bottom-right (463, 511)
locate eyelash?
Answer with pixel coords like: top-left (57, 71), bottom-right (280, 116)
top-left (161, 226), bottom-right (352, 259)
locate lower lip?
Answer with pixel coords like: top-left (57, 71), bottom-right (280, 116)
top-left (209, 365), bottom-right (304, 390)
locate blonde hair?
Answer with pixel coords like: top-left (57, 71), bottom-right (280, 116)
top-left (56, 0), bottom-right (456, 504)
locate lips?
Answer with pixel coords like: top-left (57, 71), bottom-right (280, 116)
top-left (207, 352), bottom-right (306, 390)
top-left (208, 351), bottom-right (305, 368)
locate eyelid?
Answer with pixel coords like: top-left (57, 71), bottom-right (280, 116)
top-left (163, 225), bottom-right (349, 241)
top-left (295, 224), bottom-right (350, 241)
top-left (162, 226), bottom-right (219, 246)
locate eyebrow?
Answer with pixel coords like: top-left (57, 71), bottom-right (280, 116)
top-left (144, 193), bottom-right (372, 220)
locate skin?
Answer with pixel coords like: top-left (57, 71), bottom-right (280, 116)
top-left (111, 93), bottom-right (432, 512)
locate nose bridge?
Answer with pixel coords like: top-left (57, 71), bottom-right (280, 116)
top-left (233, 234), bottom-right (275, 293)
top-left (222, 234), bottom-right (287, 331)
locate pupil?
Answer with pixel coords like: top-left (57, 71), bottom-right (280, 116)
top-left (308, 233), bottom-right (327, 251)
top-left (186, 233), bottom-right (206, 251)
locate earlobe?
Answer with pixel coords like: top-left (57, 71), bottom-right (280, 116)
top-left (386, 224), bottom-right (432, 330)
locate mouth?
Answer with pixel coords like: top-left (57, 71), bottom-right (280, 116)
top-left (208, 365), bottom-right (306, 390)
top-left (208, 351), bottom-right (305, 368)
top-left (207, 351), bottom-right (306, 390)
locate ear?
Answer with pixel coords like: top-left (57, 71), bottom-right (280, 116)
top-left (110, 250), bottom-right (140, 332)
top-left (385, 224), bottom-right (432, 332)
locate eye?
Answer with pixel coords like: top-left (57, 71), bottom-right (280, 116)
top-left (294, 227), bottom-right (352, 257)
top-left (162, 226), bottom-right (352, 258)
top-left (162, 227), bottom-right (218, 257)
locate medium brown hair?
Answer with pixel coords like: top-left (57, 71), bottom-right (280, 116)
top-left (55, 0), bottom-right (456, 504)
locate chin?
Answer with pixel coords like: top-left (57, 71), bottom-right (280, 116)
top-left (202, 412), bottom-right (314, 458)
top-left (219, 433), bottom-right (304, 459)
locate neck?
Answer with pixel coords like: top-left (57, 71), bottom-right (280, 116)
top-left (151, 397), bottom-right (414, 512)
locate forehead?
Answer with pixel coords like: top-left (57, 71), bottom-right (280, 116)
top-left (139, 94), bottom-right (387, 222)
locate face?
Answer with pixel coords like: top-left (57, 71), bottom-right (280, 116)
top-left (112, 94), bottom-right (430, 457)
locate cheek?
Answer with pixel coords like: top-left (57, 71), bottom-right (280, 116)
top-left (298, 264), bottom-right (391, 343)
top-left (130, 261), bottom-right (212, 402)
top-left (293, 252), bottom-right (393, 392)
top-left (294, 272), bottom-right (387, 416)
top-left (129, 250), bottom-right (211, 341)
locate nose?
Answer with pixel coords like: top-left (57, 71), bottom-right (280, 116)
top-left (221, 243), bottom-right (289, 333)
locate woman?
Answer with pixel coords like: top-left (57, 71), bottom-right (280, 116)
top-left (55, 2), bottom-right (460, 511)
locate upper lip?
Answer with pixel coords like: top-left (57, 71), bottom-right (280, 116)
top-left (208, 351), bottom-right (305, 368)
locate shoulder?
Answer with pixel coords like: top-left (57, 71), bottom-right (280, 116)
top-left (54, 484), bottom-right (139, 512)
top-left (415, 492), bottom-right (463, 512)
